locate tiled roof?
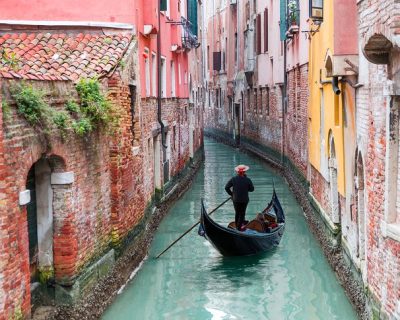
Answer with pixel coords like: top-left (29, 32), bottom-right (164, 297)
top-left (0, 32), bottom-right (132, 81)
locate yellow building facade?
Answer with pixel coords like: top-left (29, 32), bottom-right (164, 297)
top-left (308, 0), bottom-right (358, 226)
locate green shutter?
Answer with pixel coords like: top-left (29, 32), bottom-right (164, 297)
top-left (187, 0), bottom-right (198, 36)
top-left (280, 0), bottom-right (287, 41)
top-left (160, 0), bottom-right (167, 11)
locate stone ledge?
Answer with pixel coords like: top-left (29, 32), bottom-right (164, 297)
top-left (19, 189), bottom-right (31, 205)
top-left (51, 172), bottom-right (74, 185)
top-left (55, 249), bottom-right (115, 305)
top-left (308, 192), bottom-right (341, 236)
top-left (381, 221), bottom-right (400, 242)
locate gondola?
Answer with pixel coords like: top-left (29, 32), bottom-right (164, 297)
top-left (199, 189), bottom-right (285, 256)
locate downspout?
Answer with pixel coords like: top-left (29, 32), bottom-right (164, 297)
top-left (282, 3), bottom-right (288, 166)
top-left (158, 0), bottom-right (167, 148)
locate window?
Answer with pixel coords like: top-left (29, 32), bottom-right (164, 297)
top-left (310, 0), bottom-right (323, 22)
top-left (161, 57), bottom-right (167, 98)
top-left (207, 46), bottom-right (210, 71)
top-left (234, 33), bottom-right (238, 67)
top-left (253, 18), bottom-right (257, 56)
top-left (178, 62), bottom-right (182, 85)
top-left (247, 89), bottom-right (251, 113)
top-left (213, 52), bottom-right (222, 71)
top-left (224, 37), bottom-right (227, 71)
top-left (256, 14), bottom-right (261, 55)
top-left (171, 60), bottom-right (176, 97)
top-left (173, 126), bottom-right (176, 150)
top-left (144, 49), bottom-right (150, 97)
top-left (151, 53), bottom-right (156, 96)
top-left (264, 9), bottom-right (268, 52)
top-left (166, 0), bottom-right (170, 18)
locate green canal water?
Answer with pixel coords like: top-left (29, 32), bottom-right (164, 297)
top-left (103, 139), bottom-right (358, 320)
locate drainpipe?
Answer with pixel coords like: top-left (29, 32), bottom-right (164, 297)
top-left (158, 0), bottom-right (167, 148)
top-left (332, 76), bottom-right (341, 95)
top-left (282, 9), bottom-right (288, 166)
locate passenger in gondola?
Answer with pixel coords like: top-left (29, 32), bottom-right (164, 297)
top-left (225, 164), bottom-right (254, 231)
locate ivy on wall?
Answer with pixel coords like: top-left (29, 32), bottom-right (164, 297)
top-left (9, 78), bottom-right (116, 140)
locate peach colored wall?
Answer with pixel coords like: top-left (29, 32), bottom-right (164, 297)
top-left (334, 0), bottom-right (358, 55)
top-left (0, 0), bottom-right (136, 24)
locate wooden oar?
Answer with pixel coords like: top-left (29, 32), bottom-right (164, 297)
top-left (155, 197), bottom-right (231, 259)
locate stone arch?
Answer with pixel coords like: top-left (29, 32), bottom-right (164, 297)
top-left (354, 150), bottom-right (366, 263)
top-left (328, 130), bottom-right (340, 224)
top-left (363, 33), bottom-right (392, 65)
top-left (23, 154), bottom-right (74, 295)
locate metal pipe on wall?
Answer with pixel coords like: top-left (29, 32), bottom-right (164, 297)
top-left (158, 0), bottom-right (167, 149)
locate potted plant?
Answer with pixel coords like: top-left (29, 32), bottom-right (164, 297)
top-left (288, 0), bottom-right (298, 26)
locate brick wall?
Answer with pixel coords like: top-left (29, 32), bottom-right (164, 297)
top-left (358, 0), bottom-right (400, 317)
top-left (0, 79), bottom-right (116, 317)
top-left (285, 64), bottom-right (309, 177)
top-left (0, 79), bottom-right (32, 319)
top-left (107, 74), bottom-right (146, 246)
top-left (140, 97), bottom-right (191, 198)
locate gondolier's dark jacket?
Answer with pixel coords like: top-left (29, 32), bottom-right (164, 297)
top-left (225, 175), bottom-right (254, 203)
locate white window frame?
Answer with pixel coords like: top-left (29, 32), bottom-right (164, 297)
top-left (161, 56), bottom-right (167, 98)
top-left (171, 60), bottom-right (176, 97)
top-left (144, 48), bottom-right (150, 97)
top-left (151, 52), bottom-right (156, 97)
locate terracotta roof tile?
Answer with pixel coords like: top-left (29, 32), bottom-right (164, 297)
top-left (0, 32), bottom-right (132, 81)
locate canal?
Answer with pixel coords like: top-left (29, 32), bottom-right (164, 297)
top-left (103, 139), bottom-right (358, 320)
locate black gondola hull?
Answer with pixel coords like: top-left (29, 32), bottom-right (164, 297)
top-left (200, 192), bottom-right (285, 256)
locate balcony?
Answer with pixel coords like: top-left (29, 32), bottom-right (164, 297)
top-left (181, 17), bottom-right (200, 50)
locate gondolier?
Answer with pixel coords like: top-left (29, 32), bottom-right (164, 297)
top-left (225, 164), bottom-right (254, 230)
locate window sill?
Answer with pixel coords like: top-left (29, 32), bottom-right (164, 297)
top-left (381, 221), bottom-right (400, 242)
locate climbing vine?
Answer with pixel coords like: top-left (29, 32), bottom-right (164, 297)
top-left (10, 78), bottom-right (116, 140)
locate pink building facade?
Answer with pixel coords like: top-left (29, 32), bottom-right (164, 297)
top-left (0, 0), bottom-right (203, 318)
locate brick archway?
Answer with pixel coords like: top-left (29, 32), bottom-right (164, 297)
top-left (22, 154), bottom-right (78, 299)
top-left (363, 33), bottom-right (392, 65)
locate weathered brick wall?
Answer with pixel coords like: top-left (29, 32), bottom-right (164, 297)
top-left (107, 73), bottom-right (146, 246)
top-left (140, 97), bottom-right (191, 202)
top-left (310, 165), bottom-right (331, 216)
top-left (358, 0), bottom-right (400, 317)
top-left (242, 86), bottom-right (283, 154)
top-left (285, 64), bottom-right (309, 177)
top-left (0, 79), bottom-right (32, 319)
top-left (0, 79), bottom-right (116, 317)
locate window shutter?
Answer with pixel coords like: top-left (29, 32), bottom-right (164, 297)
top-left (256, 14), bottom-right (261, 55)
top-left (264, 9), bottom-right (268, 52)
top-left (213, 52), bottom-right (222, 71)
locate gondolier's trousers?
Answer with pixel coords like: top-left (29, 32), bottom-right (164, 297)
top-left (233, 201), bottom-right (248, 230)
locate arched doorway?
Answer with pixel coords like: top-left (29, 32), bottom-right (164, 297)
top-left (26, 158), bottom-right (54, 289)
top-left (25, 155), bottom-right (68, 293)
top-left (328, 132), bottom-right (340, 224)
top-left (355, 151), bottom-right (366, 263)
